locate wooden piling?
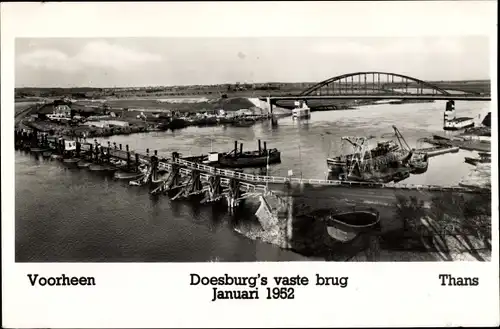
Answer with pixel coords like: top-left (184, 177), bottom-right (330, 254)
top-left (76, 141), bottom-right (81, 157)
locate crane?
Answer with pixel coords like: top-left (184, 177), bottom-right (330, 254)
top-left (391, 125), bottom-right (411, 152)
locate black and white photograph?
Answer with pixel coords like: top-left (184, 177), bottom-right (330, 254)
top-left (14, 36), bottom-right (492, 262)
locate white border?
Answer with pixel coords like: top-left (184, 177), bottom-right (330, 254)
top-left (2, 2), bottom-right (499, 328)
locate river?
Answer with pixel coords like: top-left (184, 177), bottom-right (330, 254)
top-left (15, 100), bottom-right (490, 262)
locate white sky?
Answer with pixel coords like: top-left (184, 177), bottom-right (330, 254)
top-left (15, 36), bottom-right (490, 88)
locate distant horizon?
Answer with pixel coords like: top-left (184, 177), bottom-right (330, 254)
top-left (14, 77), bottom-right (493, 90)
top-left (15, 37), bottom-right (491, 88)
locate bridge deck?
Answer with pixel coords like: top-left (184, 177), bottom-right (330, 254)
top-left (81, 142), bottom-right (488, 195)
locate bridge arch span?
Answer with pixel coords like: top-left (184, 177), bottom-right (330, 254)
top-left (300, 71), bottom-right (452, 96)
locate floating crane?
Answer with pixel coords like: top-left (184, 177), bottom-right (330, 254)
top-left (391, 125), bottom-right (412, 153)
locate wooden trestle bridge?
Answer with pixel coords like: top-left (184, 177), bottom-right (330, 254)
top-left (17, 130), bottom-right (489, 213)
top-left (15, 129), bottom-right (491, 245)
top-left (76, 138), bottom-right (489, 204)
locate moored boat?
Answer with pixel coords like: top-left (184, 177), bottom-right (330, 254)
top-left (232, 118), bottom-right (255, 127)
top-left (323, 209), bottom-right (381, 242)
top-left (77, 160), bottom-right (91, 168)
top-left (51, 154), bottom-right (63, 160)
top-left (217, 140), bottom-right (281, 168)
top-left (88, 164), bottom-right (107, 172)
top-left (408, 152), bottom-right (429, 174)
top-left (219, 149), bottom-right (281, 168)
top-left (464, 155), bottom-right (490, 166)
top-left (114, 171), bottom-right (145, 180)
top-left (327, 133), bottom-right (411, 181)
top-left (392, 170), bottom-right (410, 183)
top-left (62, 158), bottom-right (80, 166)
top-left (30, 147), bottom-right (48, 153)
top-left (464, 157), bottom-right (479, 166)
top-left (443, 100), bottom-right (475, 131)
top-left (103, 164), bottom-right (118, 173)
top-left (478, 152), bottom-right (491, 159)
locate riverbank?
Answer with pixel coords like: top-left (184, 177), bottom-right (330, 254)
top-left (235, 186), bottom-right (491, 262)
top-left (15, 96), bottom-right (293, 139)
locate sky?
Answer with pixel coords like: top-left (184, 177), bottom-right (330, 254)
top-left (15, 36), bottom-right (491, 88)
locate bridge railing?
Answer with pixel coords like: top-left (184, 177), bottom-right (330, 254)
top-left (177, 167), bottom-right (266, 193)
top-left (77, 145), bottom-right (485, 194)
top-left (170, 158), bottom-right (487, 193)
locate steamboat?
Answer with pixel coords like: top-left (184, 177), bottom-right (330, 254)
top-left (202, 140), bottom-right (281, 169)
top-left (443, 100), bottom-right (475, 131)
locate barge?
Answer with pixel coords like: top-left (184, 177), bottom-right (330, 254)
top-left (203, 140), bottom-right (281, 169)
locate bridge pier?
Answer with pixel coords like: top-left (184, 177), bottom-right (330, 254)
top-left (201, 174), bottom-right (223, 204)
top-left (135, 154), bottom-right (140, 173)
top-left (225, 178), bottom-right (242, 209)
top-left (76, 141), bottom-right (81, 158)
top-left (148, 154), bottom-right (158, 185)
top-left (254, 192), bottom-right (293, 249)
top-left (151, 162), bottom-right (181, 195)
top-left (171, 169), bottom-right (204, 201)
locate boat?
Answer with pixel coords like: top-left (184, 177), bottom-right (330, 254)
top-left (424, 146), bottom-right (459, 157)
top-left (444, 117), bottom-right (475, 131)
top-left (30, 147), bottom-right (48, 153)
top-left (62, 158), bottom-right (80, 166)
top-left (219, 149), bottom-right (281, 168)
top-left (217, 140), bottom-right (281, 168)
top-left (464, 156), bottom-right (490, 166)
top-left (77, 160), bottom-right (91, 168)
top-left (88, 164), bottom-right (107, 172)
top-left (103, 164), bottom-right (118, 173)
top-left (478, 152), bottom-right (491, 159)
top-left (392, 170), bottom-right (410, 183)
top-left (443, 100), bottom-right (475, 131)
top-left (323, 209), bottom-right (380, 242)
top-left (51, 154), bottom-right (63, 160)
top-left (114, 171), bottom-right (145, 180)
top-left (292, 101), bottom-right (311, 120)
top-left (327, 130), bottom-right (411, 181)
top-left (464, 157), bottom-right (480, 166)
top-left (232, 118), bottom-right (255, 127)
top-left (408, 152), bottom-right (428, 174)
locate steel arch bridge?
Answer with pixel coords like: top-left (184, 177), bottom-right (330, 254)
top-left (300, 71), bottom-right (461, 96)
